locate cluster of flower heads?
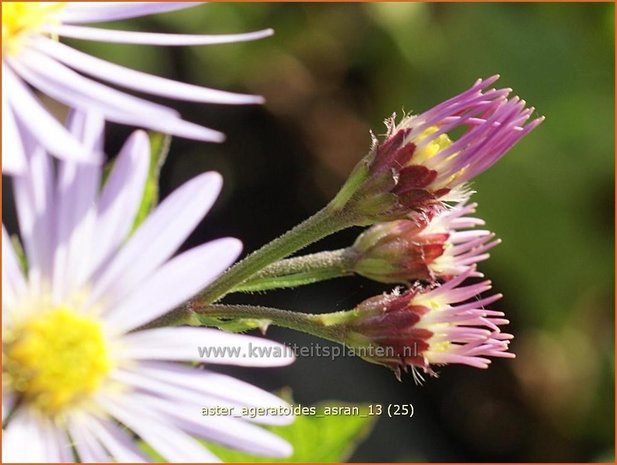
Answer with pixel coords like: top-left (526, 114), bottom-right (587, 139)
top-left (2, 3), bottom-right (293, 463)
top-left (336, 76), bottom-right (543, 380)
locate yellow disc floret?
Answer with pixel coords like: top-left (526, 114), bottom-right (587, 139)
top-left (411, 126), bottom-right (454, 165)
top-left (427, 340), bottom-right (451, 354)
top-left (4, 307), bottom-right (111, 415)
top-left (414, 298), bottom-right (453, 353)
top-left (404, 124), bottom-right (467, 190)
top-left (2, 2), bottom-right (66, 55)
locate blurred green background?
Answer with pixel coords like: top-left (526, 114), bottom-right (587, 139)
top-left (70, 2), bottom-right (614, 462)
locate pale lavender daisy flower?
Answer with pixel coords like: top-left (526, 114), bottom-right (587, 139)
top-left (344, 267), bottom-right (514, 381)
top-left (2, 111), bottom-right (294, 463)
top-left (2, 2), bottom-right (273, 174)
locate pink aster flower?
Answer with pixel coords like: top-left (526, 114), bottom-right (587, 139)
top-left (350, 201), bottom-right (499, 283)
top-left (341, 75), bottom-right (543, 222)
top-left (2, 111), bottom-right (294, 462)
top-left (344, 268), bottom-right (514, 381)
top-left (2, 2), bottom-right (273, 174)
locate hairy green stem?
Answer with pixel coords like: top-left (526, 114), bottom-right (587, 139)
top-left (329, 161), bottom-right (370, 210)
top-left (233, 249), bottom-right (358, 292)
top-left (193, 303), bottom-right (354, 343)
top-left (231, 269), bottom-right (348, 292)
top-left (195, 204), bottom-right (358, 304)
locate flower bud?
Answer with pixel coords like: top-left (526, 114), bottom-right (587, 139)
top-left (343, 76), bottom-right (543, 222)
top-left (344, 268), bottom-right (514, 381)
top-left (349, 201), bottom-right (499, 283)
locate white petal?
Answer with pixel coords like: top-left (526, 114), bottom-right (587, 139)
top-left (66, 108), bottom-right (106, 153)
top-left (2, 408), bottom-right (50, 462)
top-left (106, 238), bottom-right (241, 333)
top-left (13, 49), bottom-right (179, 119)
top-left (2, 226), bottom-right (26, 313)
top-left (48, 24), bottom-right (274, 46)
top-left (3, 410), bottom-right (73, 461)
top-left (109, 368), bottom-right (244, 415)
top-left (2, 91), bottom-right (26, 175)
top-left (10, 50), bottom-right (224, 142)
top-left (51, 112), bottom-right (104, 301)
top-left (43, 421), bottom-right (74, 462)
top-left (107, 109), bottom-right (225, 142)
top-left (89, 130), bottom-right (150, 276)
top-left (113, 364), bottom-right (293, 426)
top-left (60, 2), bottom-right (199, 24)
top-left (88, 172), bottom-right (222, 310)
top-left (2, 392), bottom-right (16, 422)
top-left (132, 392), bottom-right (292, 458)
top-left (80, 415), bottom-right (147, 463)
top-left (34, 38), bottom-right (265, 105)
top-left (173, 415), bottom-right (292, 458)
top-left (137, 362), bottom-right (294, 423)
top-left (11, 137), bottom-right (55, 293)
top-left (98, 394), bottom-right (221, 463)
top-left (119, 327), bottom-right (296, 367)
top-left (3, 65), bottom-right (95, 163)
top-left (68, 417), bottom-right (113, 463)
top-left (109, 368), bottom-right (263, 421)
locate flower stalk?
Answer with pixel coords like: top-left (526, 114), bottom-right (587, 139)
top-left (194, 204), bottom-right (359, 304)
top-left (232, 249), bottom-right (356, 292)
top-left (192, 303), bottom-right (354, 344)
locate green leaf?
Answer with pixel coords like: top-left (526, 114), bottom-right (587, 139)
top-left (131, 132), bottom-right (171, 232)
top-left (10, 234), bottom-right (28, 275)
top-left (196, 315), bottom-right (272, 333)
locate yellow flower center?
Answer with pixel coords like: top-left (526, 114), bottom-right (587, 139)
top-left (414, 297), bottom-right (452, 353)
top-left (404, 125), bottom-right (468, 189)
top-left (415, 296), bottom-right (443, 311)
top-left (429, 341), bottom-right (451, 353)
top-left (2, 2), bottom-right (66, 55)
top-left (410, 126), bottom-right (454, 164)
top-left (4, 307), bottom-right (112, 416)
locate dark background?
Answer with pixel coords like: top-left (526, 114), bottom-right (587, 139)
top-left (26, 2), bottom-right (615, 462)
